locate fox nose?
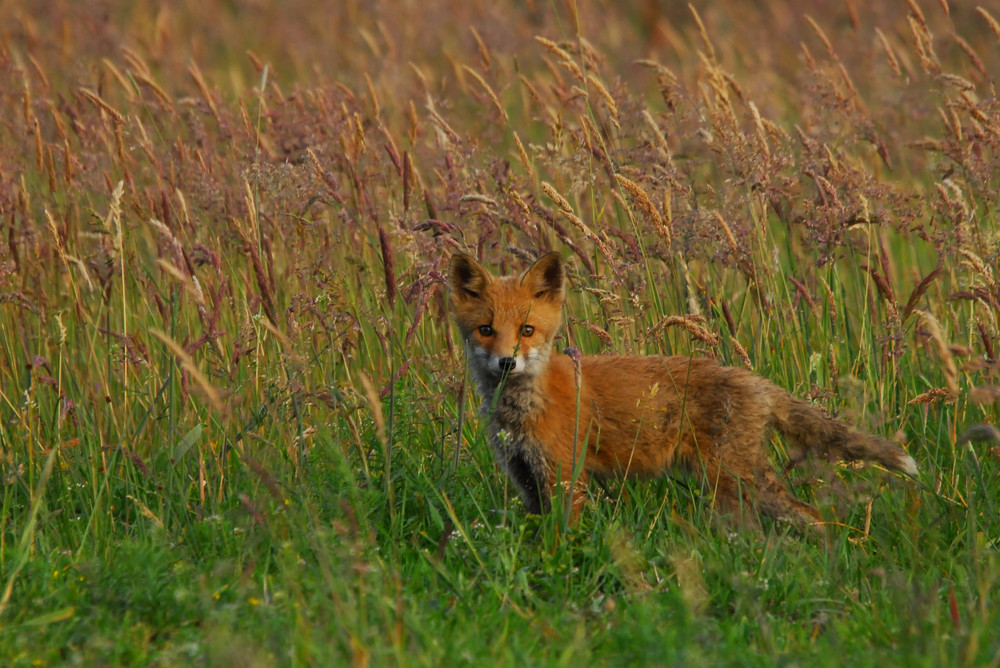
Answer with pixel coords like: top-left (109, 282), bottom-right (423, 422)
top-left (498, 357), bottom-right (517, 373)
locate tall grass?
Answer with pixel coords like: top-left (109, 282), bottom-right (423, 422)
top-left (0, 0), bottom-right (998, 664)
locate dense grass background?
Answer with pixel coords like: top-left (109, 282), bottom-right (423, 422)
top-left (1, 0), bottom-right (998, 664)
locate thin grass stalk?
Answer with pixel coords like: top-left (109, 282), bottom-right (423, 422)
top-left (0, 443), bottom-right (60, 618)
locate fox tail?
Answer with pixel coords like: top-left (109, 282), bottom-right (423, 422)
top-left (771, 391), bottom-right (918, 476)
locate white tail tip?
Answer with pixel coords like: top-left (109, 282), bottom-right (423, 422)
top-left (897, 453), bottom-right (918, 476)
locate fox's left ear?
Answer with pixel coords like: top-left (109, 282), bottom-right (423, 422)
top-left (521, 252), bottom-right (564, 303)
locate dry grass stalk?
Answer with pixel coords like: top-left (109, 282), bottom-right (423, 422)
top-left (379, 226), bottom-right (396, 309)
top-left (917, 310), bottom-right (959, 397)
top-left (462, 65), bottom-right (507, 122)
top-left (512, 131), bottom-right (536, 184)
top-left (748, 102), bottom-right (770, 160)
top-left (30, 118), bottom-right (42, 172)
top-left (804, 15), bottom-right (836, 59)
top-left (978, 7), bottom-right (1000, 42)
top-left (730, 337), bottom-right (753, 370)
top-left (132, 117), bottom-right (158, 167)
top-left (938, 74), bottom-right (976, 93)
top-left (517, 74), bottom-right (544, 108)
top-left (907, 15), bottom-right (941, 74)
top-left (874, 29), bottom-right (903, 78)
top-left (79, 88), bottom-right (124, 125)
top-left (581, 286), bottom-right (620, 305)
top-left (20, 78), bottom-right (31, 128)
top-left (350, 112), bottom-right (367, 160)
top-left (406, 99), bottom-right (419, 145)
top-left (45, 209), bottom-right (94, 292)
top-left (426, 96), bottom-right (460, 144)
top-left (901, 263), bottom-right (943, 321)
top-left (646, 314), bottom-right (720, 347)
top-left (239, 183), bottom-right (278, 326)
top-left (698, 54), bottom-right (736, 123)
top-left (615, 174), bottom-right (670, 248)
top-left (45, 146), bottom-right (56, 192)
top-left (586, 74), bottom-right (618, 120)
top-left (459, 193), bottom-right (499, 209)
top-left (940, 106), bottom-right (963, 145)
top-left (540, 181), bottom-right (614, 262)
top-left (788, 276), bottom-right (817, 312)
top-left (838, 64), bottom-right (860, 102)
top-left (534, 37), bottom-right (584, 82)
top-left (662, 186), bottom-right (673, 237)
top-left (952, 34), bottom-right (987, 77)
top-left (358, 372), bottom-right (387, 447)
top-left (821, 280), bottom-right (838, 330)
top-left (635, 59), bottom-right (679, 88)
top-left (259, 316), bottom-right (293, 352)
top-left (148, 217), bottom-right (208, 325)
top-left (25, 53), bottom-right (49, 90)
top-left (99, 59), bottom-right (134, 99)
top-left (714, 212), bottom-right (740, 258)
top-left (382, 129), bottom-right (403, 174)
top-left (364, 72), bottom-right (380, 119)
top-left (906, 0), bottom-right (928, 27)
top-left (151, 328), bottom-right (226, 414)
top-left (578, 321), bottom-right (614, 347)
top-left (469, 26), bottom-right (491, 71)
top-left (641, 109), bottom-right (671, 163)
top-left (959, 249), bottom-right (994, 287)
top-left (154, 257), bottom-right (202, 307)
top-left (123, 50), bottom-right (173, 106)
top-left (687, 4), bottom-right (716, 62)
top-left (102, 180), bottom-right (125, 248)
top-left (510, 189), bottom-right (531, 215)
top-left (934, 182), bottom-right (967, 221)
top-left (46, 101), bottom-right (68, 142)
top-left (800, 42), bottom-right (817, 71)
top-left (187, 60), bottom-right (221, 123)
top-left (579, 115), bottom-right (613, 173)
top-left (907, 387), bottom-right (955, 405)
top-left (866, 238), bottom-right (900, 320)
top-left (307, 148), bottom-right (344, 201)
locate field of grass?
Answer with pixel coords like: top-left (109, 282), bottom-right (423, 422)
top-left (1, 0), bottom-right (999, 664)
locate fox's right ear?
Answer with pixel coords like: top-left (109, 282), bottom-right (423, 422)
top-left (449, 253), bottom-right (491, 303)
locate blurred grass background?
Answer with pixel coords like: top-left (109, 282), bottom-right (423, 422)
top-left (0, 0), bottom-right (998, 665)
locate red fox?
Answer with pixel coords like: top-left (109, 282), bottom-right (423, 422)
top-left (449, 251), bottom-right (918, 526)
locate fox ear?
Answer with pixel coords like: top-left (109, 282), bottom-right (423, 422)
top-left (449, 252), bottom-right (491, 302)
top-left (521, 252), bottom-right (564, 303)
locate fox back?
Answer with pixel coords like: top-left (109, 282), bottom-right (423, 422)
top-left (448, 251), bottom-right (917, 526)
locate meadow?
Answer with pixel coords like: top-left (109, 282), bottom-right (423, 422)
top-left (1, 0), bottom-right (999, 664)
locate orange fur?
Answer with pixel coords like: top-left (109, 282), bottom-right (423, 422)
top-left (449, 251), bottom-right (918, 526)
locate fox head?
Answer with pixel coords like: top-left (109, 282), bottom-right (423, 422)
top-left (449, 252), bottom-right (565, 385)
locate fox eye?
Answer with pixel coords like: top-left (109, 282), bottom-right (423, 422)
top-left (520, 325), bottom-right (534, 337)
top-left (479, 325), bottom-right (494, 336)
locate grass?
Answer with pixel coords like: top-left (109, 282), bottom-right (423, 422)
top-left (1, 0), bottom-right (999, 665)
